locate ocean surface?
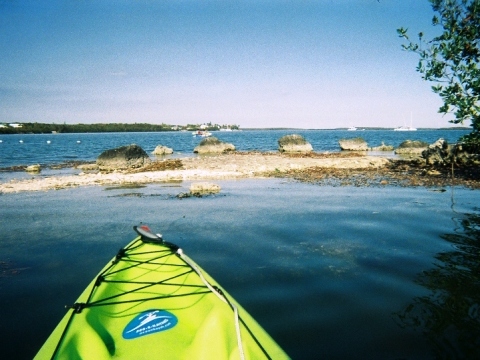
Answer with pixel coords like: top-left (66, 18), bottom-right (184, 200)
top-left (1, 129), bottom-right (479, 359)
top-left (0, 129), bottom-right (470, 169)
top-left (1, 180), bottom-right (480, 359)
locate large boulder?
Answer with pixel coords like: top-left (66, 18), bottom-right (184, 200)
top-left (451, 142), bottom-right (480, 166)
top-left (394, 140), bottom-right (429, 155)
top-left (422, 138), bottom-right (451, 166)
top-left (152, 145), bottom-right (173, 155)
top-left (422, 138), bottom-right (480, 167)
top-left (97, 144), bottom-right (151, 171)
top-left (193, 137), bottom-right (235, 154)
top-left (278, 134), bottom-right (313, 153)
top-left (338, 137), bottom-right (368, 151)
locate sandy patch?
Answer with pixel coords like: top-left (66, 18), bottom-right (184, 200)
top-left (0, 152), bottom-right (389, 193)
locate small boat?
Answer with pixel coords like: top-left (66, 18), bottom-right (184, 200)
top-left (192, 130), bottom-right (212, 137)
top-left (35, 225), bottom-right (289, 360)
top-left (347, 126), bottom-right (357, 131)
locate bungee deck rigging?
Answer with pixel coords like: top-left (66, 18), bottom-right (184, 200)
top-left (35, 225), bottom-right (289, 360)
top-left (67, 240), bottom-right (209, 313)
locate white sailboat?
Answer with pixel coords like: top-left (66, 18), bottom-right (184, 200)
top-left (394, 113), bottom-right (417, 131)
top-left (393, 126), bottom-right (417, 131)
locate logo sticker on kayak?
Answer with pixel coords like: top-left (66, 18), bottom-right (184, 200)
top-left (123, 309), bottom-right (178, 339)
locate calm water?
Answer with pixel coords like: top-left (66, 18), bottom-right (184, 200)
top-left (0, 129), bottom-right (469, 168)
top-left (1, 179), bottom-right (480, 359)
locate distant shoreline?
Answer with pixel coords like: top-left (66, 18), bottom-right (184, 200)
top-left (0, 123), bottom-right (470, 135)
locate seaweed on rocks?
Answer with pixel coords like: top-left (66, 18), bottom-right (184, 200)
top-left (267, 158), bottom-right (480, 189)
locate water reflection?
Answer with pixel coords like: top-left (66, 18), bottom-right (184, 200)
top-left (394, 211), bottom-right (480, 358)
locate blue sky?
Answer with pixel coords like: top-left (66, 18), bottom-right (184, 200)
top-left (0, 0), bottom-right (459, 129)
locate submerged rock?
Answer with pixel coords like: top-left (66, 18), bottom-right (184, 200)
top-left (339, 137), bottom-right (368, 151)
top-left (189, 182), bottom-right (221, 195)
top-left (193, 137), bottom-right (235, 154)
top-left (97, 144), bottom-right (151, 171)
top-left (76, 163), bottom-right (99, 171)
top-left (152, 145), bottom-right (174, 155)
top-left (25, 164), bottom-right (41, 173)
top-left (278, 134), bottom-right (313, 153)
top-left (177, 182), bottom-right (222, 198)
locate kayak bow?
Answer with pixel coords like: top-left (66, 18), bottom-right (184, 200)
top-left (35, 225), bottom-right (289, 360)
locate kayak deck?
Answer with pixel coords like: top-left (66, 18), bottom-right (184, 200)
top-left (35, 226), bottom-right (289, 359)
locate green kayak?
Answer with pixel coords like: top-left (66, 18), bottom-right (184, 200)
top-left (35, 225), bottom-right (289, 360)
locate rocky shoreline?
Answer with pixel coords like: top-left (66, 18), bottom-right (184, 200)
top-left (1, 151), bottom-right (479, 193)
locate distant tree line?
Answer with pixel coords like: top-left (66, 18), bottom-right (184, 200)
top-left (0, 122), bottom-right (175, 134)
top-left (0, 122), bottom-right (240, 134)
